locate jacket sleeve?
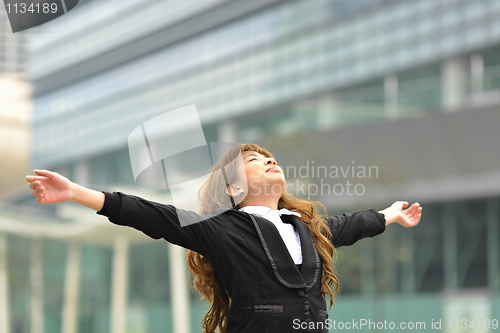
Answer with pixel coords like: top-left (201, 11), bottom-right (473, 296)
top-left (326, 209), bottom-right (386, 248)
top-left (96, 191), bottom-right (224, 256)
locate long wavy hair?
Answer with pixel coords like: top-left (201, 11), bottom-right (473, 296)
top-left (186, 143), bottom-right (339, 333)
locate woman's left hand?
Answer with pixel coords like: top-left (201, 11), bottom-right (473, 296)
top-left (379, 201), bottom-right (422, 227)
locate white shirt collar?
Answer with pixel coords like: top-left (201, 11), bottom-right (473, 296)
top-left (238, 205), bottom-right (302, 218)
top-left (238, 205), bottom-right (303, 264)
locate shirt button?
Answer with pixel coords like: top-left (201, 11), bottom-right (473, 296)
top-left (297, 290), bottom-right (305, 297)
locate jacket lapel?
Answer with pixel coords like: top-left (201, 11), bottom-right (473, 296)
top-left (246, 213), bottom-right (320, 289)
top-left (282, 214), bottom-right (321, 288)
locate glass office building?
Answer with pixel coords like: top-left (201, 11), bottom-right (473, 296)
top-left (3, 0), bottom-right (500, 332)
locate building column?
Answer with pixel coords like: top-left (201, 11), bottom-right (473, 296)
top-left (400, 227), bottom-right (415, 294)
top-left (0, 233), bottom-right (10, 333)
top-left (317, 95), bottom-right (340, 130)
top-left (470, 53), bottom-right (484, 97)
top-left (62, 242), bottom-right (82, 333)
top-left (360, 238), bottom-right (375, 296)
top-left (487, 198), bottom-right (499, 293)
top-left (443, 203), bottom-right (458, 290)
top-left (441, 56), bottom-right (469, 111)
top-left (168, 244), bottom-right (190, 333)
top-left (74, 160), bottom-right (90, 187)
top-left (381, 227), bottom-right (397, 293)
top-left (110, 236), bottom-right (129, 333)
top-left (384, 74), bottom-right (398, 119)
top-left (30, 239), bottom-right (44, 333)
top-left (218, 119), bottom-right (238, 143)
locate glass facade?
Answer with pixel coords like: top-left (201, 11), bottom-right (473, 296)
top-left (28, 0), bottom-right (230, 79)
top-left (30, 0), bottom-right (500, 167)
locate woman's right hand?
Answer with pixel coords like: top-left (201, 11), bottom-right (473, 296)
top-left (26, 169), bottom-right (74, 204)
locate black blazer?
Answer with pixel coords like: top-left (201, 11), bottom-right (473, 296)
top-left (97, 192), bottom-right (386, 333)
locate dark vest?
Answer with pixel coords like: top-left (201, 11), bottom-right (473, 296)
top-left (207, 208), bottom-right (330, 333)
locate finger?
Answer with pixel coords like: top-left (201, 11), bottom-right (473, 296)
top-left (36, 194), bottom-right (45, 204)
top-left (31, 186), bottom-right (44, 196)
top-left (411, 203), bottom-right (421, 211)
top-left (26, 175), bottom-right (46, 182)
top-left (406, 204), bottom-right (417, 215)
top-left (30, 180), bottom-right (43, 189)
top-left (32, 189), bottom-right (42, 197)
top-left (34, 169), bottom-right (55, 180)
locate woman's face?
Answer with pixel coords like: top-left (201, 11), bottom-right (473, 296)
top-left (238, 150), bottom-right (286, 198)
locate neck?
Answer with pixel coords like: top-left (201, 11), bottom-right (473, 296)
top-left (239, 194), bottom-right (280, 211)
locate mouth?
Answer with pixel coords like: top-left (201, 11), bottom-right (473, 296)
top-left (266, 166), bottom-right (281, 173)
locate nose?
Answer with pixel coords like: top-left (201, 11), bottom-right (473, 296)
top-left (265, 158), bottom-right (276, 166)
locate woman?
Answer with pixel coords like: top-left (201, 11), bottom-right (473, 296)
top-left (26, 143), bottom-right (421, 333)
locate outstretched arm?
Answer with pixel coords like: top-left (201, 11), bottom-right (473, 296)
top-left (26, 169), bottom-right (105, 211)
top-left (26, 169), bottom-right (222, 256)
top-left (378, 201), bottom-right (422, 228)
top-left (327, 201), bottom-right (422, 248)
